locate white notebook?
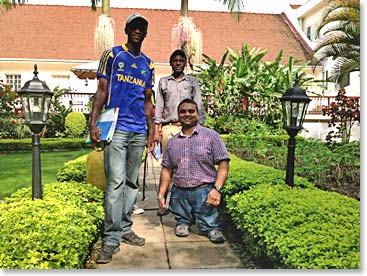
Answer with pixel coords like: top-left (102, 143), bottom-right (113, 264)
top-left (152, 143), bottom-right (162, 161)
top-left (86, 107), bottom-right (119, 144)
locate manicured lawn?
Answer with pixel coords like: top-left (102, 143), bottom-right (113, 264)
top-left (0, 150), bottom-right (91, 199)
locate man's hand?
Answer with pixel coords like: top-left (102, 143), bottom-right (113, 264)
top-left (146, 132), bottom-right (155, 152)
top-left (154, 123), bottom-right (162, 144)
top-left (153, 131), bottom-right (161, 144)
top-left (206, 189), bottom-right (221, 206)
top-left (89, 77), bottom-right (107, 145)
top-left (158, 196), bottom-right (167, 210)
top-left (89, 125), bottom-right (101, 144)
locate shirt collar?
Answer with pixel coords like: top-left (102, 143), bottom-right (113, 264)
top-left (178, 124), bottom-right (202, 138)
top-left (168, 72), bottom-right (187, 81)
top-left (122, 44), bottom-right (129, 51)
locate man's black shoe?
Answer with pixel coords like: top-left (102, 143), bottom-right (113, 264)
top-left (121, 231), bottom-right (145, 246)
top-left (96, 244), bottom-right (120, 264)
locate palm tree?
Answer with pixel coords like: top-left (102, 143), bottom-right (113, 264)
top-left (91, 0), bottom-right (114, 57)
top-left (0, 0), bottom-right (26, 10)
top-left (91, 0), bottom-right (243, 66)
top-left (92, 0), bottom-right (244, 67)
top-left (313, 0), bottom-right (360, 87)
top-left (172, 0), bottom-right (244, 69)
top-left (171, 0), bottom-right (203, 69)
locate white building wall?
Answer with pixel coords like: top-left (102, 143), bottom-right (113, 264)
top-left (301, 6), bottom-right (327, 38)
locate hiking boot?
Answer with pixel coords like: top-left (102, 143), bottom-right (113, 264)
top-left (121, 231), bottom-right (145, 246)
top-left (208, 229), bottom-right (226, 244)
top-left (175, 224), bottom-right (189, 237)
top-left (96, 244), bottom-right (120, 264)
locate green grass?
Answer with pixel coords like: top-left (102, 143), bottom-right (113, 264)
top-left (0, 149), bottom-right (91, 199)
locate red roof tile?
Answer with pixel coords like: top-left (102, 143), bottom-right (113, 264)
top-left (0, 5), bottom-right (312, 64)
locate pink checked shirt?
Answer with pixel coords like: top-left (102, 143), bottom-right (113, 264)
top-left (161, 124), bottom-right (230, 188)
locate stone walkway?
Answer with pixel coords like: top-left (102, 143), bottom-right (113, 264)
top-left (97, 155), bottom-right (244, 269)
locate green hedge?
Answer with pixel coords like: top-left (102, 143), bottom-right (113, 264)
top-left (224, 154), bottom-right (314, 197)
top-left (0, 138), bottom-right (91, 153)
top-left (56, 154), bottom-right (88, 184)
top-left (223, 154), bottom-right (360, 269)
top-left (0, 181), bottom-right (104, 269)
top-left (226, 184), bottom-right (360, 268)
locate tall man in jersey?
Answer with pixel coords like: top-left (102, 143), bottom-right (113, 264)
top-left (89, 13), bottom-right (155, 264)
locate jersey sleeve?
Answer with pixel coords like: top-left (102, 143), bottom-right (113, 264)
top-left (96, 49), bottom-right (113, 80)
top-left (147, 60), bottom-right (155, 89)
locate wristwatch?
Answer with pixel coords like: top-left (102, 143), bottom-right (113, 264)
top-left (213, 185), bottom-right (222, 193)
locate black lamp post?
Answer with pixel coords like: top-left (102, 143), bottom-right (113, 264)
top-left (17, 65), bottom-right (54, 199)
top-left (280, 76), bottom-right (311, 187)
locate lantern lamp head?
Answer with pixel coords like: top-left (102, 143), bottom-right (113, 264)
top-left (17, 64), bottom-right (54, 133)
top-left (280, 75), bottom-right (311, 135)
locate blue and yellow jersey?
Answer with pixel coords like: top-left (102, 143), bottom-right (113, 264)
top-left (97, 44), bottom-right (155, 134)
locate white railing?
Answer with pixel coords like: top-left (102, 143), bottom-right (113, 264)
top-left (307, 96), bottom-right (360, 115)
top-left (59, 92), bottom-right (94, 113)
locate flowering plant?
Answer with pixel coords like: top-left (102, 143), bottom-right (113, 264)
top-left (0, 80), bottom-right (25, 138)
top-left (322, 88), bottom-right (360, 144)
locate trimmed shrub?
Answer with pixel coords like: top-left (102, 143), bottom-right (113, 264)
top-left (65, 112), bottom-right (87, 138)
top-left (56, 154), bottom-right (88, 183)
top-left (223, 154), bottom-right (314, 198)
top-left (0, 181), bottom-right (104, 269)
top-left (226, 184), bottom-right (360, 269)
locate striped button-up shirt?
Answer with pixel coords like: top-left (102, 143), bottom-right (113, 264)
top-left (162, 125), bottom-right (230, 188)
top-left (154, 74), bottom-right (205, 125)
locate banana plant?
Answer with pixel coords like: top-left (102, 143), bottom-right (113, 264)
top-left (193, 43), bottom-right (316, 129)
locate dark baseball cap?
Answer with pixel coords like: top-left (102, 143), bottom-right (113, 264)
top-left (125, 13), bottom-right (148, 26)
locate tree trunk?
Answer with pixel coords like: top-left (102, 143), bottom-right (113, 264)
top-left (94, 0), bottom-right (114, 57)
top-left (180, 0), bottom-right (188, 17)
top-left (102, 0), bottom-right (110, 17)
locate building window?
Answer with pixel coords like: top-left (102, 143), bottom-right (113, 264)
top-left (5, 74), bottom-right (22, 91)
top-left (306, 26), bottom-right (312, 40)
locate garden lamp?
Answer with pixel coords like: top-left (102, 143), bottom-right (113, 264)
top-left (17, 64), bottom-right (54, 199)
top-left (280, 75), bottom-right (311, 187)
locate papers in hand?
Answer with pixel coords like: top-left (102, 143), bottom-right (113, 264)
top-left (151, 143), bottom-right (162, 161)
top-left (86, 107), bottom-right (119, 144)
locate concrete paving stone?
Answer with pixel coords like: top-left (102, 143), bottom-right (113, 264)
top-left (97, 242), bottom-right (169, 269)
top-left (166, 241), bottom-right (244, 269)
top-left (135, 190), bottom-right (159, 210)
top-left (137, 184), bottom-right (157, 192)
top-left (131, 211), bottom-right (165, 243)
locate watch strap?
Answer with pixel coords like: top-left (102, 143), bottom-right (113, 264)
top-left (213, 185), bottom-right (222, 193)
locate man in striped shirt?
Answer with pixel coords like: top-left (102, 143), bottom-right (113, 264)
top-left (158, 98), bottom-right (230, 243)
top-left (154, 49), bottom-right (205, 153)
